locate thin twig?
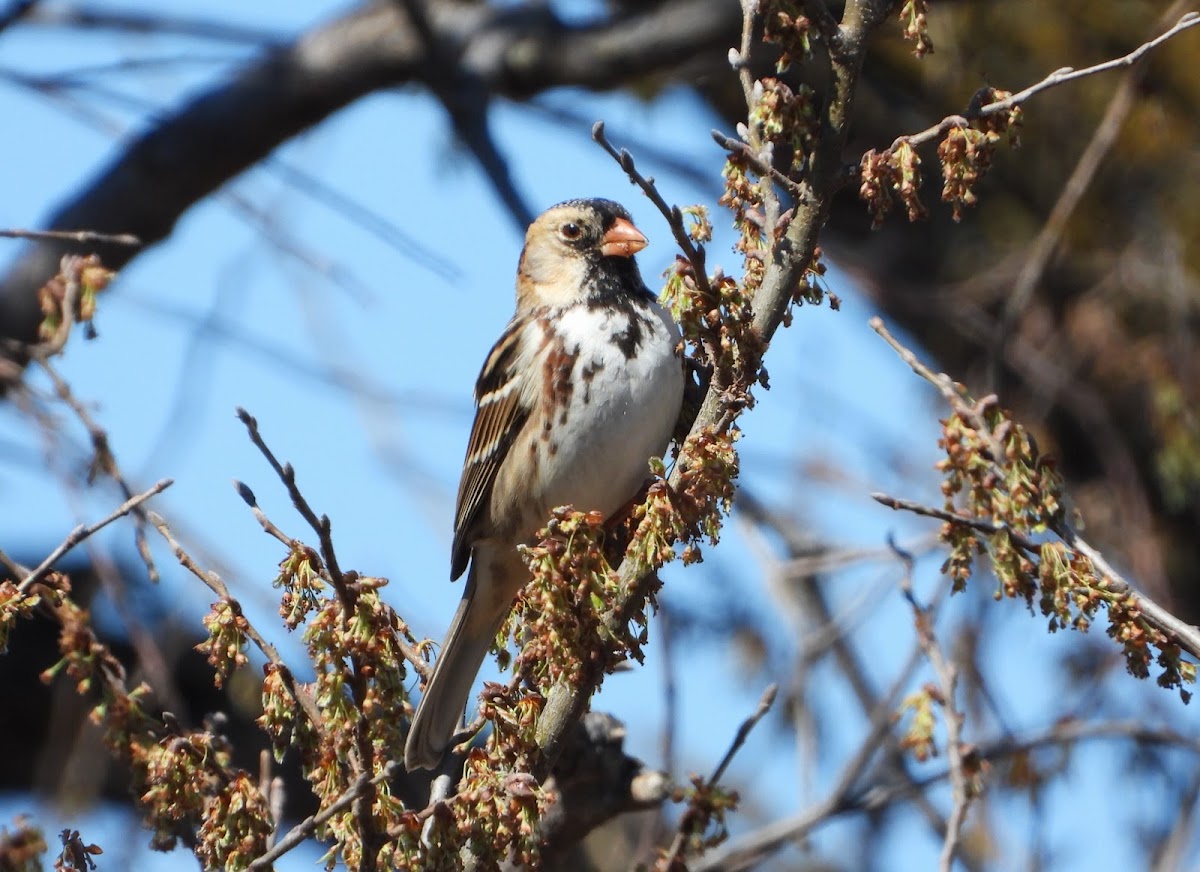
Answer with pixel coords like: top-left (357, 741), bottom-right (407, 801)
top-left (0, 227), bottom-right (141, 245)
top-left (231, 480), bottom-right (294, 548)
top-left (591, 121), bottom-right (713, 301)
top-left (737, 486), bottom-right (965, 854)
top-left (18, 479), bottom-right (172, 592)
top-left (871, 493), bottom-right (1024, 543)
top-left (695, 636), bottom-right (930, 872)
top-left (894, 545), bottom-right (971, 872)
top-left (889, 11), bottom-right (1200, 152)
top-left (87, 546), bottom-right (189, 717)
top-left (660, 684), bottom-right (777, 868)
top-left (264, 157), bottom-right (456, 281)
top-left (399, 0), bottom-right (533, 231)
top-left (696, 717), bottom-right (1200, 871)
top-left (1149, 769), bottom-right (1200, 872)
top-left (660, 606), bottom-right (678, 777)
top-left (713, 683), bottom-right (777, 784)
top-left (778, 535), bottom-right (941, 577)
top-left (991, 0), bottom-right (1193, 387)
top-left (33, 348), bottom-right (161, 581)
top-left (0, 0), bottom-right (40, 37)
top-left (710, 129), bottom-right (810, 202)
top-left (869, 316), bottom-right (966, 406)
top-left (234, 406), bottom-right (383, 868)
top-left (246, 762), bottom-right (400, 870)
top-left (0, 550), bottom-right (27, 579)
top-left (235, 407), bottom-right (354, 608)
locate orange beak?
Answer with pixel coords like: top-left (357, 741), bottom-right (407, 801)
top-left (599, 217), bottom-right (648, 258)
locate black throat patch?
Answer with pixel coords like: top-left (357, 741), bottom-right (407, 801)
top-left (581, 250), bottom-right (658, 359)
top-left (584, 292), bottom-right (656, 360)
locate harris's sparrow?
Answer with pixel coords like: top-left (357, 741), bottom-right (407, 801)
top-left (404, 198), bottom-right (685, 770)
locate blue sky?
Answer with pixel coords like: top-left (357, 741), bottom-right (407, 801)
top-left (1, 2), bottom-right (1193, 869)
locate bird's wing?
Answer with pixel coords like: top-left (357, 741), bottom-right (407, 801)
top-left (450, 317), bottom-right (534, 579)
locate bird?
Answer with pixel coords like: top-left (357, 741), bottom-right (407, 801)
top-left (404, 198), bottom-right (685, 771)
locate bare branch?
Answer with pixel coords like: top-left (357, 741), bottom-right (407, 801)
top-left (698, 717), bottom-right (1200, 871)
top-left (235, 407), bottom-right (353, 610)
top-left (1149, 770), bottom-right (1200, 872)
top-left (395, 0), bottom-right (533, 230)
top-left (0, 228), bottom-right (140, 245)
top-left (895, 552), bottom-right (972, 872)
top-left (992, 0), bottom-right (1194, 382)
top-left (0, 0), bottom-right (38, 36)
top-left (871, 493), bottom-right (1020, 542)
top-left (713, 684), bottom-right (777, 785)
top-left (693, 636), bottom-right (931, 872)
top-left (17, 479), bottom-right (172, 592)
top-left (28, 4), bottom-right (280, 44)
top-left (737, 487), bottom-right (965, 855)
top-left (15, 327), bottom-right (164, 583)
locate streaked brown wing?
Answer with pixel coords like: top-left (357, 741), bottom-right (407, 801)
top-left (450, 319), bottom-right (532, 579)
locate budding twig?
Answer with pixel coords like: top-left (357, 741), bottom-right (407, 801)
top-left (887, 11), bottom-right (1200, 152)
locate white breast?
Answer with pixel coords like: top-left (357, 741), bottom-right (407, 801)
top-left (530, 299), bottom-right (683, 523)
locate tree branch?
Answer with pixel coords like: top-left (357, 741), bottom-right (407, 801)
top-left (148, 508), bottom-right (328, 743)
top-left (0, 228), bottom-right (140, 245)
top-left (991, 0), bottom-right (1194, 383)
top-left (532, 0), bottom-right (886, 785)
top-left (888, 11), bottom-right (1200, 152)
top-left (696, 718), bottom-right (1200, 871)
top-left (869, 317), bottom-right (1200, 666)
top-left (736, 486), bottom-right (966, 855)
top-left (0, 0), bottom-right (741, 342)
top-left (15, 478), bottom-right (171, 592)
top-left (894, 549), bottom-right (972, 872)
top-left (247, 763), bottom-right (400, 871)
top-left (659, 684), bottom-right (777, 869)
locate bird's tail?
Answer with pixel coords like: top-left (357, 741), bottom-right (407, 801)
top-left (404, 545), bottom-right (524, 771)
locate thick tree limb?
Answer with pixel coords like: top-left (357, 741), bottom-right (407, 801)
top-left (535, 712), bottom-right (671, 867)
top-left (0, 0), bottom-right (740, 340)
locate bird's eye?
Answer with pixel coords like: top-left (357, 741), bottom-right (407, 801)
top-left (560, 222), bottom-right (582, 241)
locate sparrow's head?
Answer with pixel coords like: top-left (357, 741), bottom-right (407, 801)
top-left (516, 198), bottom-right (650, 310)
